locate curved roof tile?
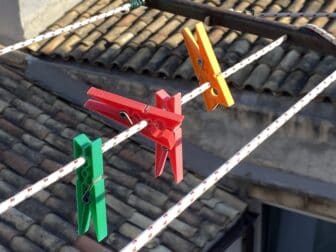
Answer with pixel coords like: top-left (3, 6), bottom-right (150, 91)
top-left (0, 51), bottom-right (247, 251)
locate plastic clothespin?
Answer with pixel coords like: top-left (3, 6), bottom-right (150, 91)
top-left (73, 134), bottom-right (108, 242)
top-left (155, 90), bottom-right (183, 183)
top-left (182, 22), bottom-right (235, 111)
top-left (84, 87), bottom-right (184, 150)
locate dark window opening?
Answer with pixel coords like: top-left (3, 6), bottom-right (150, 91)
top-left (262, 205), bottom-right (336, 252)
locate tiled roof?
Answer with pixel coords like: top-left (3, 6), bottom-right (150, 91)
top-left (28, 0), bottom-right (336, 102)
top-left (0, 50), bottom-right (247, 251)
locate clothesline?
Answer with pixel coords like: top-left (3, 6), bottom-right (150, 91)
top-left (0, 36), bottom-right (285, 215)
top-left (0, 1), bottom-right (146, 56)
top-left (122, 68), bottom-right (336, 251)
top-left (0, 0), bottom-right (335, 250)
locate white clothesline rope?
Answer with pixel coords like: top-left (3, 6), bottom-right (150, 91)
top-left (0, 36), bottom-right (285, 215)
top-left (0, 0), bottom-right (334, 250)
top-left (0, 4), bottom-right (335, 248)
top-left (122, 62), bottom-right (336, 252)
top-left (121, 25), bottom-right (336, 252)
top-left (0, 3), bottom-right (133, 56)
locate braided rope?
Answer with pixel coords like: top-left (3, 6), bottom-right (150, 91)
top-left (0, 1), bottom-right (146, 56)
top-left (0, 5), bottom-right (335, 249)
top-left (122, 69), bottom-right (336, 252)
top-left (0, 36), bottom-right (286, 215)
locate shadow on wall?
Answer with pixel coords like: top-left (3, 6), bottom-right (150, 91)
top-left (0, 0), bottom-right (81, 45)
top-left (0, 0), bottom-right (23, 45)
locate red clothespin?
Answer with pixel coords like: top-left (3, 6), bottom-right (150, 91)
top-left (84, 87), bottom-right (185, 183)
top-left (183, 22), bottom-right (235, 111)
top-left (85, 87), bottom-right (184, 149)
top-left (155, 90), bottom-right (183, 183)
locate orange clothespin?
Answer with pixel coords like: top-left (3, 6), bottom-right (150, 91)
top-left (182, 22), bottom-right (235, 111)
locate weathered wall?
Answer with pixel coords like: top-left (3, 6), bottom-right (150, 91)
top-left (249, 185), bottom-right (336, 223)
top-left (0, 0), bottom-right (81, 44)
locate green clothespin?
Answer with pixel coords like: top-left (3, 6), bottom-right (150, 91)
top-left (73, 134), bottom-right (108, 242)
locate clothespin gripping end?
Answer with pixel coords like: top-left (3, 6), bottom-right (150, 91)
top-left (182, 22), bottom-right (235, 111)
top-left (73, 134), bottom-right (108, 242)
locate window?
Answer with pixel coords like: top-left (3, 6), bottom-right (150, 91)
top-left (262, 205), bottom-right (336, 252)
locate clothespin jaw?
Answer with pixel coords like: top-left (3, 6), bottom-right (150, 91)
top-left (85, 87), bottom-right (184, 150)
top-left (182, 22), bottom-right (235, 111)
top-left (73, 134), bottom-right (108, 242)
top-left (155, 90), bottom-right (183, 183)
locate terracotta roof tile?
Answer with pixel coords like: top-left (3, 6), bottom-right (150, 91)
top-left (0, 169), bottom-right (29, 190)
top-left (1, 150), bottom-right (34, 175)
top-left (106, 232), bottom-right (129, 250)
top-left (169, 218), bottom-right (198, 239)
top-left (118, 222), bottom-right (141, 239)
top-left (40, 158), bottom-right (63, 174)
top-left (0, 119), bottom-right (23, 139)
top-left (138, 171), bottom-right (171, 194)
top-left (0, 100), bottom-right (8, 113)
top-left (0, 89), bottom-right (14, 105)
top-left (147, 245), bottom-right (173, 252)
top-left (135, 183), bottom-right (169, 207)
top-left (106, 194), bottom-right (137, 218)
top-left (128, 211), bottom-right (152, 229)
top-left (0, 244), bottom-right (11, 252)
top-left (13, 143), bottom-right (44, 164)
top-left (105, 164), bottom-right (138, 188)
top-left (280, 69), bottom-right (308, 96)
top-left (0, 129), bottom-right (17, 147)
top-left (59, 246), bottom-right (81, 252)
top-left (0, 208), bottom-right (34, 232)
top-left (10, 236), bottom-right (44, 252)
top-left (33, 190), bottom-right (51, 203)
top-left (41, 213), bottom-right (78, 242)
top-left (105, 180), bottom-right (132, 200)
top-left (61, 128), bottom-right (80, 140)
top-left (21, 134), bottom-right (44, 151)
top-left (25, 167), bottom-right (49, 181)
top-left (0, 222), bottom-right (19, 245)
top-left (0, 55), bottom-right (247, 250)
top-left (22, 118), bottom-right (50, 139)
top-left (201, 197), bottom-right (239, 218)
top-left (74, 236), bottom-right (111, 252)
top-left (161, 231), bottom-right (196, 252)
top-left (127, 193), bottom-right (162, 218)
top-left (200, 220), bottom-right (224, 239)
top-left (45, 196), bottom-right (76, 221)
top-left (45, 133), bottom-right (72, 154)
top-left (199, 206), bottom-right (229, 225)
top-left (243, 63), bottom-right (272, 91)
top-left (300, 73), bottom-right (324, 95)
top-left (17, 199), bottom-right (51, 222)
top-left (49, 183), bottom-right (76, 202)
top-left (40, 144), bottom-right (70, 163)
top-left (27, 0), bottom-right (336, 103)
top-left (26, 224), bottom-right (66, 251)
top-left (106, 209), bottom-right (126, 232)
top-left (0, 181), bottom-right (15, 200)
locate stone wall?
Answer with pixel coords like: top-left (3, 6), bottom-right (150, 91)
top-left (0, 0), bottom-right (81, 44)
